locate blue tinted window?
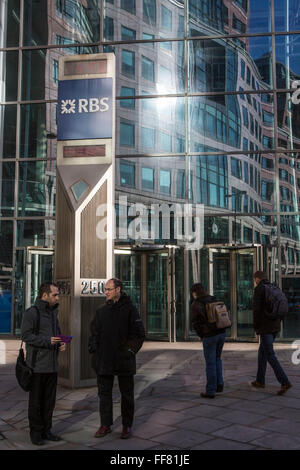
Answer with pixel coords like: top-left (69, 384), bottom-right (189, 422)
top-left (161, 5), bottom-right (172, 31)
top-left (143, 0), bottom-right (156, 25)
top-left (142, 127), bottom-right (155, 148)
top-left (121, 25), bottom-right (136, 41)
top-left (122, 50), bottom-right (135, 77)
top-left (142, 56), bottom-right (155, 81)
top-left (120, 122), bottom-right (135, 146)
top-left (142, 167), bottom-right (154, 191)
top-left (120, 86), bottom-right (135, 108)
top-left (241, 59), bottom-right (245, 79)
top-left (121, 0), bottom-right (135, 14)
top-left (160, 169), bottom-right (171, 194)
top-left (120, 161), bottom-right (135, 187)
top-left (160, 132), bottom-right (172, 152)
top-left (244, 162), bottom-right (249, 183)
top-left (104, 16), bottom-right (114, 41)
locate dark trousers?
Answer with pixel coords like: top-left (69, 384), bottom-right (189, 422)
top-left (97, 375), bottom-right (134, 427)
top-left (28, 373), bottom-right (58, 434)
top-left (256, 333), bottom-right (289, 385)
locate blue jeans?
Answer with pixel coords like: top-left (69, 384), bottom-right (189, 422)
top-left (256, 333), bottom-right (289, 386)
top-left (202, 333), bottom-right (226, 396)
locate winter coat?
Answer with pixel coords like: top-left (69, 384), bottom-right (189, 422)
top-left (88, 293), bottom-right (145, 376)
top-left (253, 279), bottom-right (281, 335)
top-left (21, 298), bottom-right (61, 373)
top-left (191, 295), bottom-right (226, 338)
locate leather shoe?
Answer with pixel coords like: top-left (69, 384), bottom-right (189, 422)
top-left (201, 392), bottom-right (215, 399)
top-left (216, 384), bottom-right (224, 393)
top-left (42, 431), bottom-right (62, 442)
top-left (95, 425), bottom-right (112, 438)
top-left (277, 382), bottom-right (292, 395)
top-left (121, 426), bottom-right (131, 439)
top-left (30, 432), bottom-right (45, 446)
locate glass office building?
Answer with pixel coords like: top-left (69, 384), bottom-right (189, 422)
top-left (1, 0), bottom-right (300, 341)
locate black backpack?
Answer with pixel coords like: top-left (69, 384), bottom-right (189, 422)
top-left (15, 306), bottom-right (40, 392)
top-left (264, 284), bottom-right (289, 320)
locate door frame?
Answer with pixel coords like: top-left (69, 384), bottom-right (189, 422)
top-left (115, 246), bottom-right (178, 342)
top-left (208, 245), bottom-right (259, 341)
top-left (25, 247), bottom-right (54, 309)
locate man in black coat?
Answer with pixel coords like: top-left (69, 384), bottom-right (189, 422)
top-left (88, 278), bottom-right (145, 439)
top-left (251, 271), bottom-right (292, 395)
top-left (21, 283), bottom-right (66, 445)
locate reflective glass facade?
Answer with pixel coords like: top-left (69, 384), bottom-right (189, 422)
top-left (1, 0), bottom-right (300, 340)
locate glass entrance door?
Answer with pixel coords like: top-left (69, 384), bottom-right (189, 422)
top-left (25, 248), bottom-right (54, 308)
top-left (236, 250), bottom-right (255, 339)
top-left (115, 249), bottom-right (170, 340)
top-left (210, 247), bottom-right (256, 340)
top-left (146, 252), bottom-right (169, 339)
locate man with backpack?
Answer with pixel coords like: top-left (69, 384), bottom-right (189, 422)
top-left (21, 283), bottom-right (66, 446)
top-left (251, 271), bottom-right (292, 395)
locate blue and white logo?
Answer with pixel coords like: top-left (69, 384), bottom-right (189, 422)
top-left (57, 78), bottom-right (113, 141)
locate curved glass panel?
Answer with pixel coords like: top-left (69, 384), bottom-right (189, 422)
top-left (275, 35), bottom-right (300, 90)
top-left (0, 0), bottom-right (20, 47)
top-left (118, 96), bottom-right (185, 155)
top-left (0, 162), bottom-right (15, 217)
top-left (23, 0), bottom-right (101, 46)
top-left (0, 52), bottom-right (18, 102)
top-left (275, 0), bottom-right (300, 32)
top-left (18, 161), bottom-right (56, 217)
top-left (0, 105), bottom-right (17, 158)
top-left (188, 0), bottom-right (272, 37)
top-left (104, 0), bottom-right (184, 41)
top-left (17, 219), bottom-right (55, 247)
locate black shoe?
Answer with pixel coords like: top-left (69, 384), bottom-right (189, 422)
top-left (216, 384), bottom-right (224, 393)
top-left (30, 432), bottom-right (45, 446)
top-left (42, 431), bottom-right (62, 442)
top-left (201, 392), bottom-right (215, 399)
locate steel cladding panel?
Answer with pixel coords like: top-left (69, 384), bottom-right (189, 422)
top-left (80, 182), bottom-right (107, 279)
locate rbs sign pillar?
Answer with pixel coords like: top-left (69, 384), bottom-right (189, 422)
top-left (55, 54), bottom-right (115, 388)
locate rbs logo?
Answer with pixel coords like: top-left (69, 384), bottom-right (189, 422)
top-left (60, 97), bottom-right (109, 115)
top-left (58, 78), bottom-right (113, 140)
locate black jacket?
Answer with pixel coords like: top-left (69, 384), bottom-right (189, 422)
top-left (191, 295), bottom-right (226, 338)
top-left (21, 298), bottom-right (61, 373)
top-left (253, 279), bottom-right (281, 334)
top-left (88, 293), bottom-right (145, 376)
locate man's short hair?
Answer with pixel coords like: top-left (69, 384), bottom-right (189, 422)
top-left (253, 271), bottom-right (267, 281)
top-left (109, 278), bottom-right (123, 292)
top-left (38, 282), bottom-right (59, 298)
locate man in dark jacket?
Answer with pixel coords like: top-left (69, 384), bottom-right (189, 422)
top-left (251, 271), bottom-right (292, 395)
top-left (88, 278), bottom-right (145, 440)
top-left (21, 283), bottom-right (66, 446)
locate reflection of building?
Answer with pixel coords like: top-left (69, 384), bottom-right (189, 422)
top-left (1, 0), bottom-right (300, 341)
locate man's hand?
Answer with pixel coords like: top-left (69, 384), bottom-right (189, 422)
top-left (59, 342), bottom-right (66, 352)
top-left (51, 337), bottom-right (61, 345)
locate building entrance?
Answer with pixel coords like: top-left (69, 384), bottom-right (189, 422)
top-left (25, 248), bottom-right (54, 309)
top-left (209, 247), bottom-right (256, 340)
top-left (116, 246), bottom-right (258, 342)
top-left (115, 248), bottom-right (178, 341)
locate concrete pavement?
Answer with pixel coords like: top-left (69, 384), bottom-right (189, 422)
top-left (0, 339), bottom-right (300, 450)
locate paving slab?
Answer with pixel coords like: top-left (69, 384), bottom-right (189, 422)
top-left (211, 424), bottom-right (268, 443)
top-left (0, 339), bottom-right (299, 450)
top-left (150, 429), bottom-right (212, 449)
top-left (191, 438), bottom-right (256, 450)
top-left (250, 433), bottom-right (300, 450)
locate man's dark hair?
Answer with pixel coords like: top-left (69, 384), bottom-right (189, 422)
top-left (253, 271), bottom-right (267, 281)
top-left (110, 278), bottom-right (123, 292)
top-left (38, 282), bottom-right (59, 298)
top-left (191, 283), bottom-right (208, 298)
